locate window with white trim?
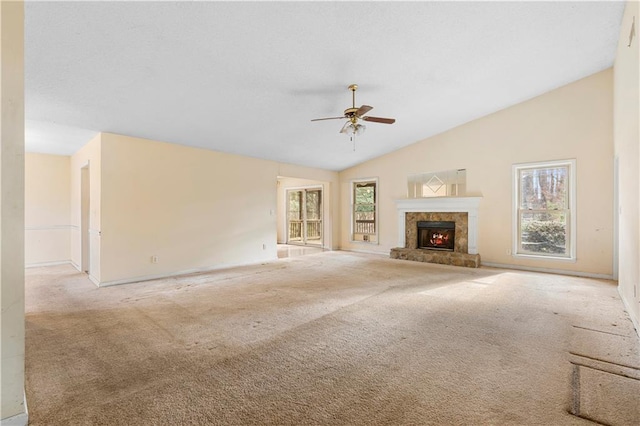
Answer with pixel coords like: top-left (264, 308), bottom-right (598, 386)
top-left (352, 179), bottom-right (377, 243)
top-left (513, 160), bottom-right (576, 260)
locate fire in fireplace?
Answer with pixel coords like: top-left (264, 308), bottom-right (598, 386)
top-left (417, 221), bottom-right (455, 251)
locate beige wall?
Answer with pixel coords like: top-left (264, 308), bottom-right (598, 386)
top-left (1, 0), bottom-right (26, 422)
top-left (614, 1), bottom-right (640, 331)
top-left (27, 131), bottom-right (340, 286)
top-left (97, 133), bottom-right (339, 285)
top-left (340, 69), bottom-right (614, 277)
top-left (25, 153), bottom-right (70, 266)
top-left (70, 133), bottom-right (102, 283)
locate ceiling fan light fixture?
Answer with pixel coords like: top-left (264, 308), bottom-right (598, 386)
top-left (345, 123), bottom-right (355, 136)
top-left (345, 123), bottom-right (366, 136)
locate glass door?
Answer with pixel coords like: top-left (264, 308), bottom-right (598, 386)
top-left (287, 188), bottom-right (322, 246)
top-left (287, 190), bottom-right (303, 243)
top-left (304, 189), bottom-right (322, 246)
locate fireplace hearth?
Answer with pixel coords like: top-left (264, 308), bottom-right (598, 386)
top-left (418, 221), bottom-right (455, 251)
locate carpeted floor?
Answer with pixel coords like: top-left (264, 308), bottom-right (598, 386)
top-left (25, 252), bottom-right (639, 425)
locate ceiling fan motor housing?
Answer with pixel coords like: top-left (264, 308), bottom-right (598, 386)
top-left (344, 107), bottom-right (359, 123)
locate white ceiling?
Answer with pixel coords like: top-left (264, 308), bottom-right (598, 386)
top-left (25, 1), bottom-right (625, 171)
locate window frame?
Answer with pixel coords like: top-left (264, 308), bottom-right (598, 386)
top-left (512, 159), bottom-right (576, 261)
top-left (351, 178), bottom-right (378, 244)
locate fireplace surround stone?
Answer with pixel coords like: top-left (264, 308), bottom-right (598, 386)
top-left (406, 212), bottom-right (468, 252)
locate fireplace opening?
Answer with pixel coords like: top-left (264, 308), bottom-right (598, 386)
top-left (417, 221), bottom-right (455, 251)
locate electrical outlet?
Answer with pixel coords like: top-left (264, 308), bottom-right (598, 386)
top-left (506, 249), bottom-right (512, 255)
top-left (151, 255), bottom-right (158, 264)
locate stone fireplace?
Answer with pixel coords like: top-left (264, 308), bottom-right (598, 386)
top-left (390, 197), bottom-right (481, 268)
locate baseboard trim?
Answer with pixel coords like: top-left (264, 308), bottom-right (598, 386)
top-left (338, 248), bottom-right (388, 257)
top-left (618, 287), bottom-right (640, 338)
top-left (481, 262), bottom-right (614, 280)
top-left (25, 260), bottom-right (72, 268)
top-left (88, 274), bottom-right (100, 287)
top-left (62, 261), bottom-right (99, 286)
top-left (1, 413), bottom-right (28, 426)
top-left (3, 390), bottom-right (30, 426)
top-left (97, 258), bottom-right (277, 287)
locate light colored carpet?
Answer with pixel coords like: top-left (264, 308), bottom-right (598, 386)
top-left (25, 252), bottom-right (639, 425)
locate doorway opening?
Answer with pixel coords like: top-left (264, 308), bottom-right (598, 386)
top-left (286, 188), bottom-right (322, 247)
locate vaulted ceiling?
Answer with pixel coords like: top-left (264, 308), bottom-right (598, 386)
top-left (25, 1), bottom-right (625, 171)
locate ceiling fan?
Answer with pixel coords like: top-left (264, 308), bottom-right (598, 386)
top-left (311, 84), bottom-right (395, 137)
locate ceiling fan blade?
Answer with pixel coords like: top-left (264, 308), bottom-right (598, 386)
top-left (311, 116), bottom-right (345, 122)
top-left (339, 121), bottom-right (350, 134)
top-left (362, 116), bottom-right (396, 124)
top-left (355, 105), bottom-right (373, 117)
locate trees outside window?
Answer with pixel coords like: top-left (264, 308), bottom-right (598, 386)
top-left (514, 160), bottom-right (576, 259)
top-left (352, 179), bottom-right (377, 243)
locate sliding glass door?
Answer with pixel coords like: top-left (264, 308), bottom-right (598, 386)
top-left (287, 188), bottom-right (322, 246)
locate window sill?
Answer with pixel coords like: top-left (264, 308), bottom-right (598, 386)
top-left (512, 253), bottom-right (576, 263)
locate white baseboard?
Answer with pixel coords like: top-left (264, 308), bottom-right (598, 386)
top-left (97, 257), bottom-right (277, 287)
top-left (0, 412), bottom-right (28, 426)
top-left (25, 260), bottom-right (72, 268)
top-left (481, 261), bottom-right (614, 280)
top-left (31, 260), bottom-right (99, 287)
top-left (1, 391), bottom-right (28, 426)
top-left (338, 248), bottom-right (389, 256)
top-left (618, 287), bottom-right (640, 338)
top-left (88, 274), bottom-right (100, 287)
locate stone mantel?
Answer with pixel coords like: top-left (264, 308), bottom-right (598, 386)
top-left (395, 197), bottom-right (481, 254)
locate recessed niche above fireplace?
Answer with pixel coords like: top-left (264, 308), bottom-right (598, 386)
top-left (408, 169), bottom-right (466, 198)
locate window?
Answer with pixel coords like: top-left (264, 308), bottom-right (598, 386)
top-left (513, 160), bottom-right (576, 260)
top-left (352, 179), bottom-right (377, 243)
